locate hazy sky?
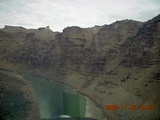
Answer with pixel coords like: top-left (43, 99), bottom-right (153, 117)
top-left (0, 0), bottom-right (160, 31)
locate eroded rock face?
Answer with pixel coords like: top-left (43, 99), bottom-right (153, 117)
top-left (0, 71), bottom-right (39, 120)
top-left (0, 26), bottom-right (59, 66)
top-left (92, 20), bottom-right (142, 52)
top-left (0, 20), bottom-right (143, 70)
top-left (120, 16), bottom-right (160, 68)
top-left (57, 26), bottom-right (86, 67)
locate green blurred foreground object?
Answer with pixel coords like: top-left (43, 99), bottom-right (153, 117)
top-left (63, 92), bottom-right (86, 117)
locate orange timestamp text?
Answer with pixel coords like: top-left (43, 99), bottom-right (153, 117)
top-left (105, 104), bottom-right (155, 110)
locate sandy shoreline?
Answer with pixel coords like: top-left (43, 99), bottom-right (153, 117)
top-left (85, 97), bottom-right (107, 120)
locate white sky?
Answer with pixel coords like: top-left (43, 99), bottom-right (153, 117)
top-left (0, 0), bottom-right (160, 32)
